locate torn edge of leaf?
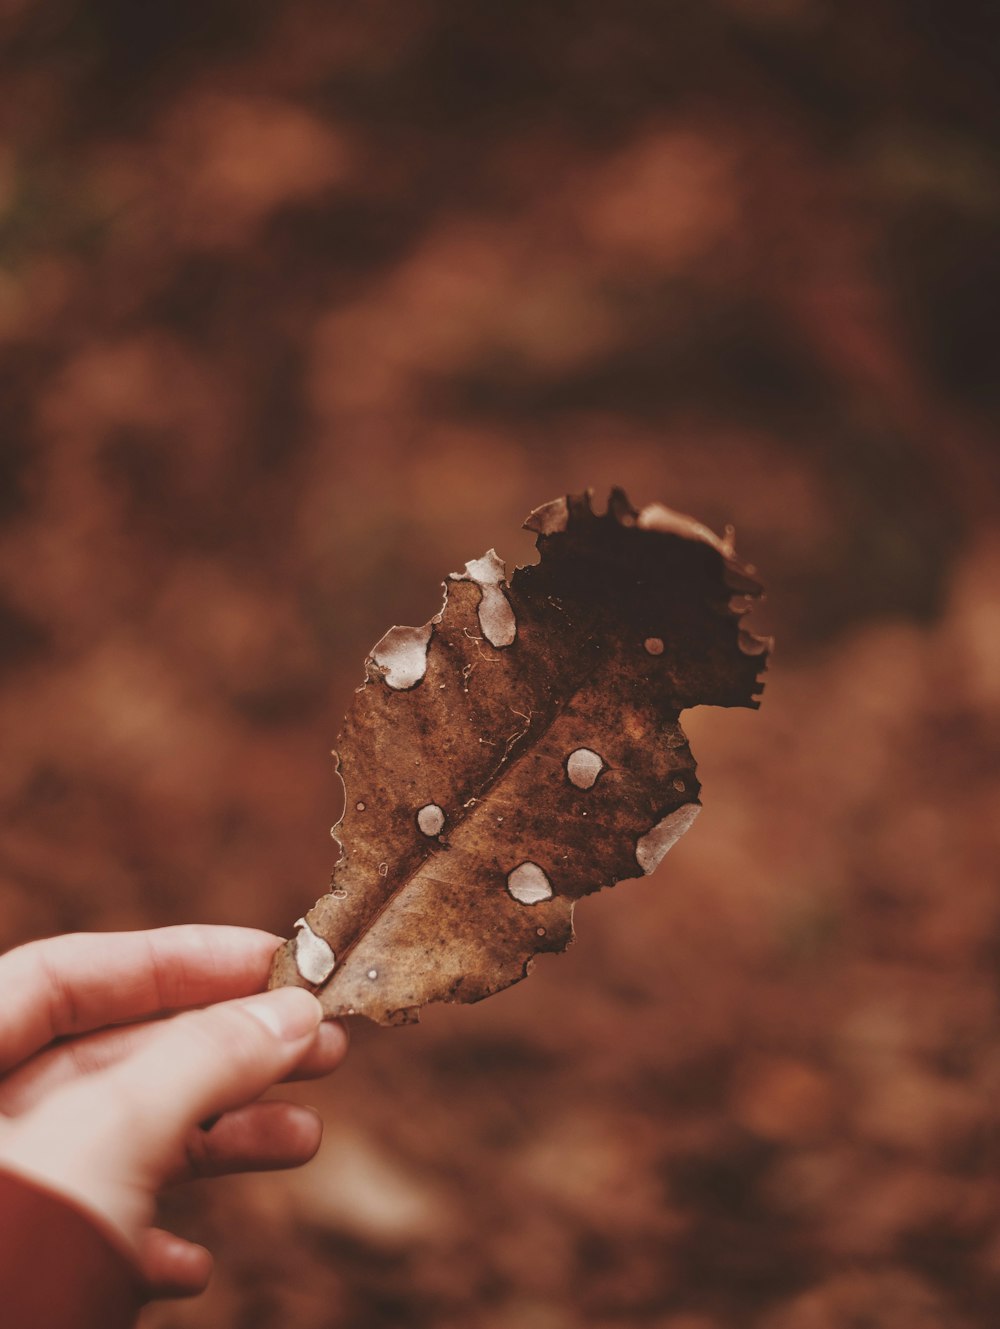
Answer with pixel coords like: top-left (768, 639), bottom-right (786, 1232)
top-left (526, 486), bottom-right (772, 664)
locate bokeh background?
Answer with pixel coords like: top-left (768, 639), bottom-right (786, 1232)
top-left (2, 2), bottom-right (1000, 1326)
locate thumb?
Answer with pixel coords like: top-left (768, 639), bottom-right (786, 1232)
top-left (104, 986), bottom-right (324, 1164)
top-left (0, 988), bottom-right (325, 1250)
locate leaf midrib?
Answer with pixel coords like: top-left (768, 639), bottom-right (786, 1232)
top-left (315, 595), bottom-right (623, 985)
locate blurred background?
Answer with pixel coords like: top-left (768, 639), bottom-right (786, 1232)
top-left (2, 1), bottom-right (1000, 1325)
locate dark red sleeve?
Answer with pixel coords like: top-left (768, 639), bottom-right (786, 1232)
top-left (0, 1170), bottom-right (145, 1329)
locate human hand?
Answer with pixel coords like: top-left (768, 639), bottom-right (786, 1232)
top-left (0, 926), bottom-right (346, 1299)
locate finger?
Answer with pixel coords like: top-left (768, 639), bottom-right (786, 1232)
top-left (174, 1102), bottom-right (323, 1182)
top-left (0, 1015), bottom-right (349, 1117)
top-left (283, 1019), bottom-right (350, 1082)
top-left (138, 1227), bottom-right (213, 1300)
top-left (102, 987), bottom-right (324, 1173)
top-left (0, 926), bottom-right (286, 1072)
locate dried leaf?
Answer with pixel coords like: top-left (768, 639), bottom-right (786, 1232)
top-left (269, 488), bottom-right (770, 1024)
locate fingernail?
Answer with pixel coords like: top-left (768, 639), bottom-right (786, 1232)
top-left (240, 988), bottom-right (323, 1041)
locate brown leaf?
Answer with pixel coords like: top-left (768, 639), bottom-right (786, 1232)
top-left (269, 488), bottom-right (769, 1024)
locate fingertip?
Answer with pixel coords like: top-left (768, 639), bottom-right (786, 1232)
top-left (286, 1017), bottom-right (349, 1081)
top-left (139, 1228), bottom-right (213, 1300)
top-left (318, 1018), bottom-right (350, 1062)
top-left (172, 1241), bottom-right (213, 1297)
top-left (283, 1103), bottom-right (324, 1163)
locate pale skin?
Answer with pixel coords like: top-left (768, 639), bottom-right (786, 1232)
top-left (0, 926), bottom-right (346, 1300)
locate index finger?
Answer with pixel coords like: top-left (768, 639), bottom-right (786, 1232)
top-left (0, 926), bottom-right (285, 1072)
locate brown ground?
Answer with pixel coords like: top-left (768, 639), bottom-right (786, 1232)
top-left (2, 2), bottom-right (1000, 1325)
